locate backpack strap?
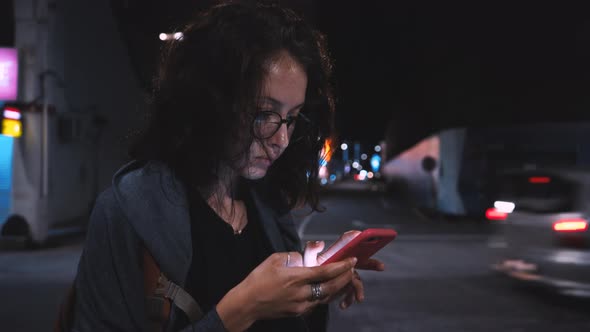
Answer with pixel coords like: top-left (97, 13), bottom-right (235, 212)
top-left (142, 247), bottom-right (204, 330)
top-left (53, 281), bottom-right (77, 332)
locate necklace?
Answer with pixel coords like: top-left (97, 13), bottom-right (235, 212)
top-left (206, 194), bottom-right (248, 235)
top-left (231, 205), bottom-right (247, 235)
top-left (232, 214), bottom-right (247, 235)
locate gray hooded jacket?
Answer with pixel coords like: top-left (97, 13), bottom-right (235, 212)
top-left (71, 160), bottom-right (315, 331)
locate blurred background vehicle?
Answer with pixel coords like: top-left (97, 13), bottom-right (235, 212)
top-left (488, 167), bottom-right (590, 297)
top-left (381, 123), bottom-right (590, 221)
top-left (1, 103), bottom-right (105, 246)
top-left (0, 0), bottom-right (143, 246)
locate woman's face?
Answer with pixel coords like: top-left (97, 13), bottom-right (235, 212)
top-left (238, 52), bottom-right (308, 180)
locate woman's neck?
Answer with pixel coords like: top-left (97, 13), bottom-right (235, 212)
top-left (199, 168), bottom-right (248, 234)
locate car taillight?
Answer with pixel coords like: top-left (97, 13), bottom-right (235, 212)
top-left (529, 176), bottom-right (551, 184)
top-left (486, 208), bottom-right (508, 221)
top-left (553, 218), bottom-right (588, 232)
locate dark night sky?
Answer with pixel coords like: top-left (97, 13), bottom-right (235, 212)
top-left (109, 1), bottom-right (590, 150)
top-left (317, 2), bottom-right (590, 149)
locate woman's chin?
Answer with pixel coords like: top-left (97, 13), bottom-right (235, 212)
top-left (240, 167), bottom-right (268, 180)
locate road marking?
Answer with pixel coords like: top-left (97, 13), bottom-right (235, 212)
top-left (297, 212), bottom-right (316, 239)
top-left (487, 237), bottom-right (508, 248)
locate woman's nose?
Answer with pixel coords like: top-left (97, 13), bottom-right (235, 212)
top-left (268, 122), bottom-right (290, 149)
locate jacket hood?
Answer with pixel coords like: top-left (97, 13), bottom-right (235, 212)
top-left (112, 160), bottom-right (193, 285)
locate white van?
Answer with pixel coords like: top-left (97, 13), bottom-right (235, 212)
top-left (1, 105), bottom-right (103, 246)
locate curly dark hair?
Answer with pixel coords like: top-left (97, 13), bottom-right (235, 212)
top-left (128, 0), bottom-right (335, 211)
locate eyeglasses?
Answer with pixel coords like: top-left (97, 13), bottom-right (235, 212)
top-left (252, 110), bottom-right (312, 141)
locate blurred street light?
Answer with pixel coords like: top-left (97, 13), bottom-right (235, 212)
top-left (159, 32), bottom-right (184, 41)
top-left (371, 154), bottom-right (381, 172)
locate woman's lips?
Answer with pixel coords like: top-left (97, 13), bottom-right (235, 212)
top-left (255, 157), bottom-right (272, 168)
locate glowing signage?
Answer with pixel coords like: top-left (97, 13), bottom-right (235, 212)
top-left (320, 138), bottom-right (334, 166)
top-left (1, 106), bottom-right (22, 138)
top-left (1, 119), bottom-right (22, 138)
top-left (0, 48), bottom-right (18, 101)
top-left (3, 107), bottom-right (21, 120)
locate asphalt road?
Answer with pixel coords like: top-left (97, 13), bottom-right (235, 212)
top-left (302, 181), bottom-right (590, 332)
top-left (0, 180), bottom-right (589, 331)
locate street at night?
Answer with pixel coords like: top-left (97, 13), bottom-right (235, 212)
top-left (2, 181), bottom-right (589, 331)
top-left (2, 1), bottom-right (590, 331)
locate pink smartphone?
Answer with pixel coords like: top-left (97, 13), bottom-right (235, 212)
top-left (320, 228), bottom-right (397, 266)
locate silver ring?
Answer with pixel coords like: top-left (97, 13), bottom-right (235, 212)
top-left (286, 252), bottom-right (291, 267)
top-left (310, 283), bottom-right (323, 301)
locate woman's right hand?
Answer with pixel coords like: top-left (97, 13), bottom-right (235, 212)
top-left (216, 252), bottom-right (357, 332)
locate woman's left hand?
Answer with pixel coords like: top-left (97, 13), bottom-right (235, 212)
top-left (298, 231), bottom-right (386, 309)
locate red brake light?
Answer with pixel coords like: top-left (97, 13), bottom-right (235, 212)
top-left (486, 208), bottom-right (508, 221)
top-left (529, 176), bottom-right (551, 184)
top-left (553, 218), bottom-right (588, 232)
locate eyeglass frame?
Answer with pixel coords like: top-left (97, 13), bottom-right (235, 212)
top-left (251, 110), bottom-right (313, 142)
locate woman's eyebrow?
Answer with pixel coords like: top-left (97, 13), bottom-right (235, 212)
top-left (260, 96), bottom-right (305, 111)
top-left (290, 103), bottom-right (305, 112)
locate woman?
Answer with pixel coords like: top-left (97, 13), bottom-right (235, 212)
top-left (71, 1), bottom-right (384, 331)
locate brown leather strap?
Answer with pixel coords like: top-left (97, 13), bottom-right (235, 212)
top-left (143, 247), bottom-right (172, 331)
top-left (53, 247), bottom-right (176, 332)
top-left (53, 283), bottom-right (77, 332)
top-left (155, 274), bottom-right (204, 322)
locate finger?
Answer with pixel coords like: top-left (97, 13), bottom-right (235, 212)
top-left (340, 286), bottom-right (355, 309)
top-left (317, 230), bottom-right (361, 265)
top-left (281, 251), bottom-right (303, 267)
top-left (294, 283), bottom-right (319, 303)
top-left (316, 266), bottom-right (356, 303)
top-left (356, 258), bottom-right (385, 271)
top-left (352, 272), bottom-right (364, 302)
top-left (303, 257), bottom-right (357, 283)
top-left (303, 241), bottom-right (325, 267)
top-left (340, 272), bottom-right (364, 309)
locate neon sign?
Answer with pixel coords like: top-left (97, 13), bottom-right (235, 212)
top-left (0, 48), bottom-right (19, 101)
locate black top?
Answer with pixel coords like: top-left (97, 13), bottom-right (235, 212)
top-left (174, 185), bottom-right (309, 332)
